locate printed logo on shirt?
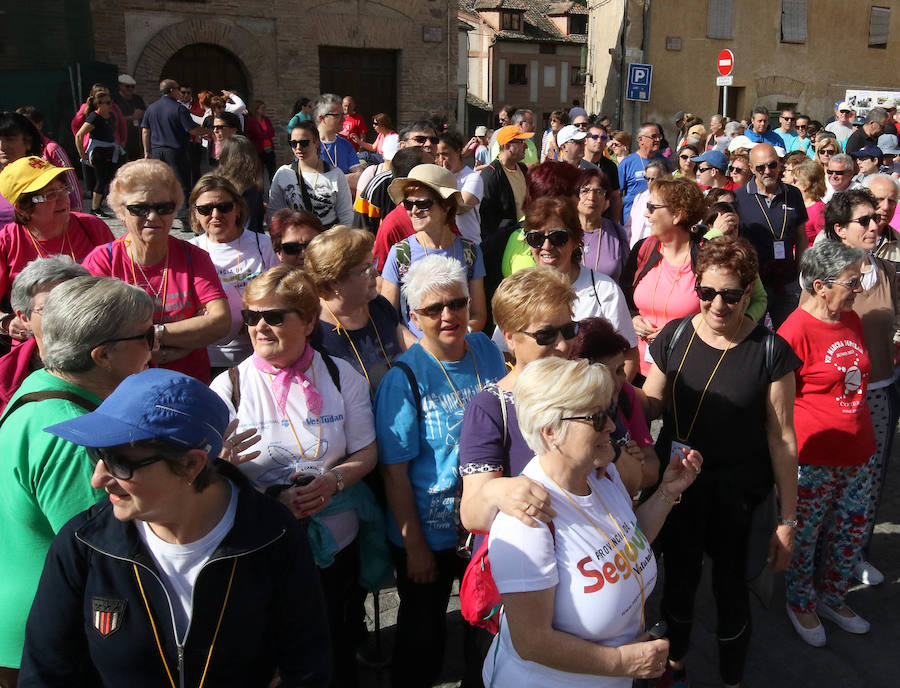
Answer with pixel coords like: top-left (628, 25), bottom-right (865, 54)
top-left (575, 523), bottom-right (651, 594)
top-left (92, 597), bottom-right (126, 637)
top-left (824, 338), bottom-right (868, 409)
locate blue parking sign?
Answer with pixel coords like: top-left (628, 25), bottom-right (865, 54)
top-left (626, 63), bottom-right (652, 102)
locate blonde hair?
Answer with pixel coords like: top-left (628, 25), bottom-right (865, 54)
top-left (514, 357), bottom-right (613, 454)
top-left (492, 267), bottom-right (575, 334)
top-left (107, 159), bottom-right (184, 222)
top-left (304, 225), bottom-right (375, 295)
top-left (242, 265), bottom-right (321, 323)
top-left (792, 159), bottom-right (826, 201)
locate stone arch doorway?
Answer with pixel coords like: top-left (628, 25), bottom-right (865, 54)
top-left (161, 43), bottom-right (251, 100)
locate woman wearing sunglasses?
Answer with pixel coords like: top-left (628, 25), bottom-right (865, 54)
top-left (306, 225), bottom-right (413, 394)
top-left (268, 208), bottom-right (324, 268)
top-left (813, 134), bottom-right (840, 165)
top-left (673, 143), bottom-right (700, 181)
top-left (818, 189), bottom-right (900, 590)
top-left (268, 121), bottom-right (353, 229)
top-left (777, 240), bottom-right (875, 646)
top-left (641, 237), bottom-right (800, 686)
top-left (211, 264), bottom-right (376, 688)
top-left (483, 356), bottom-right (701, 688)
top-left (0, 276), bottom-right (154, 685)
top-left (82, 160), bottom-right (230, 384)
top-left (381, 163), bottom-right (488, 335)
top-left (21, 369), bottom-right (330, 688)
top-left (0, 156), bottom-right (114, 347)
top-left (724, 152), bottom-right (752, 191)
top-left (375, 255), bottom-right (506, 686)
top-left (188, 174), bottom-right (278, 378)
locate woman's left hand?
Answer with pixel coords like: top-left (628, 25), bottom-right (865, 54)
top-left (290, 473), bottom-right (336, 518)
top-left (659, 447), bottom-right (703, 498)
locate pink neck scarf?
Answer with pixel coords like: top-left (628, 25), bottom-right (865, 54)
top-left (252, 344), bottom-right (323, 417)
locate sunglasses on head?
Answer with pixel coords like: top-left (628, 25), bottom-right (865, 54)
top-left (402, 198), bottom-right (435, 211)
top-left (289, 139), bottom-right (312, 148)
top-left (754, 161), bottom-right (779, 173)
top-left (560, 404), bottom-right (618, 432)
top-left (195, 202), bottom-right (235, 216)
top-left (519, 321), bottom-right (579, 346)
top-left (125, 202), bottom-right (177, 217)
top-left (87, 447), bottom-right (170, 481)
top-left (695, 285), bottom-right (746, 304)
top-left (241, 308), bottom-right (299, 327)
top-left (278, 241), bottom-right (310, 255)
top-left (411, 135), bottom-right (440, 145)
top-left (524, 229), bottom-right (570, 248)
top-left (414, 296), bottom-right (469, 318)
top-left (96, 325), bottom-right (157, 350)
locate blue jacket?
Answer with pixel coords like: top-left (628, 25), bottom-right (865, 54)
top-left (19, 461), bottom-right (331, 688)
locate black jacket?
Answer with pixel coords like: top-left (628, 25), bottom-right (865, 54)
top-left (479, 158), bottom-right (528, 300)
top-left (19, 461), bottom-right (331, 688)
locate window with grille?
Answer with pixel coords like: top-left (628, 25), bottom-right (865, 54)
top-left (869, 6), bottom-right (890, 48)
top-left (781, 0), bottom-right (807, 43)
top-left (707, 0), bottom-right (733, 39)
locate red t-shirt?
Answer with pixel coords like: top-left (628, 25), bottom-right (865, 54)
top-left (0, 212), bottom-right (114, 304)
top-left (82, 235), bottom-right (227, 382)
top-left (372, 205), bottom-right (415, 272)
top-left (340, 112), bottom-right (368, 151)
top-left (777, 307), bottom-right (876, 466)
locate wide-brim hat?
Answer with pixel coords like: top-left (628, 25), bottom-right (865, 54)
top-left (387, 164), bottom-right (465, 209)
top-left (0, 156), bottom-right (72, 205)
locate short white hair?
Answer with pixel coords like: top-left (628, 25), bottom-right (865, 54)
top-left (724, 121), bottom-right (744, 137)
top-left (514, 357), bottom-right (614, 455)
top-left (401, 254), bottom-right (468, 310)
top-left (862, 172), bottom-right (900, 196)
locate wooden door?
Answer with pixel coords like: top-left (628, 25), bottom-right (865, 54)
top-left (162, 43), bottom-right (251, 102)
top-left (319, 47), bottom-right (398, 139)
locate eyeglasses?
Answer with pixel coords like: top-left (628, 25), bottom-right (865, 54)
top-left (519, 321), bottom-right (579, 346)
top-left (414, 296), bottom-right (470, 318)
top-left (212, 125), bottom-right (234, 131)
top-left (695, 285), bottom-right (746, 305)
top-left (849, 213), bottom-right (881, 226)
top-left (350, 264), bottom-right (379, 279)
top-left (30, 186), bottom-right (73, 203)
top-left (826, 277), bottom-right (862, 290)
top-left (195, 202), bottom-right (235, 215)
top-left (241, 308), bottom-right (300, 327)
top-left (639, 134), bottom-right (662, 140)
top-left (411, 135), bottom-right (440, 145)
top-left (125, 202), bottom-right (177, 217)
top-left (781, 116), bottom-right (796, 122)
top-left (524, 229), bottom-right (571, 248)
top-left (679, 154), bottom-right (693, 161)
top-left (697, 166), bottom-right (716, 173)
top-left (87, 447), bottom-right (170, 481)
top-left (278, 241), bottom-right (310, 255)
top-left (402, 198), bottom-right (435, 211)
top-left (96, 325), bottom-right (157, 350)
top-left (826, 168), bottom-right (849, 176)
top-left (289, 139), bottom-right (313, 149)
top-left (645, 202), bottom-right (669, 213)
top-left (753, 161), bottom-right (779, 173)
top-left (323, 112), bottom-right (343, 118)
top-left (730, 167), bottom-right (750, 176)
top-left (579, 187), bottom-right (606, 197)
top-left (560, 404), bottom-right (618, 432)
top-left (587, 134), bottom-right (608, 141)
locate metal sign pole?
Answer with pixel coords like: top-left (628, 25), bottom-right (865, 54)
top-left (723, 85), bottom-right (728, 120)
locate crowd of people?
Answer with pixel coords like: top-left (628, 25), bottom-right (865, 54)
top-left (0, 80), bottom-right (898, 688)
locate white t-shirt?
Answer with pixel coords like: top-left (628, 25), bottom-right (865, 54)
top-left (491, 267), bottom-right (636, 351)
top-left (454, 165), bottom-right (484, 244)
top-left (210, 352), bottom-right (375, 549)
top-left (189, 232), bottom-right (280, 366)
top-left (625, 189), bottom-right (651, 248)
top-left (267, 164), bottom-right (354, 226)
top-left (137, 480), bottom-right (239, 639)
top-left (484, 459), bottom-right (657, 688)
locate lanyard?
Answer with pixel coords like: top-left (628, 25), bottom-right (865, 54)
top-left (267, 364), bottom-right (322, 459)
top-left (321, 300), bottom-right (391, 392)
top-left (427, 346), bottom-right (482, 408)
top-left (26, 224), bottom-right (76, 262)
top-left (753, 192), bottom-right (787, 241)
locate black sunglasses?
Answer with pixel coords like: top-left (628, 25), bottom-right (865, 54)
top-left (87, 447), bottom-right (169, 481)
top-left (695, 285), bottom-right (745, 304)
top-left (96, 325), bottom-right (156, 350)
top-left (125, 202), bottom-right (177, 217)
top-left (519, 321), bottom-right (579, 346)
top-left (411, 135), bottom-right (440, 145)
top-left (290, 139), bottom-right (312, 148)
top-left (753, 161), bottom-right (779, 173)
top-left (587, 133), bottom-right (608, 140)
top-left (826, 168), bottom-right (849, 176)
top-left (212, 125), bottom-right (231, 131)
top-left (524, 229), bottom-right (570, 248)
top-left (402, 198), bottom-right (435, 211)
top-left (241, 308), bottom-right (300, 327)
top-left (195, 202), bottom-right (235, 216)
top-left (697, 166), bottom-right (716, 173)
top-left (414, 296), bottom-right (469, 318)
top-left (574, 122), bottom-right (589, 129)
top-left (279, 241), bottom-right (310, 255)
top-left (560, 404), bottom-right (618, 432)
top-left (849, 213), bottom-right (881, 226)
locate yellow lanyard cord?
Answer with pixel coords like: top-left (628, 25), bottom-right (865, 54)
top-left (320, 300), bottom-right (391, 392)
top-left (671, 318), bottom-right (737, 442)
top-left (426, 345), bottom-right (482, 408)
top-left (26, 225), bottom-right (76, 262)
top-left (545, 472), bottom-right (645, 629)
top-left (753, 193), bottom-right (788, 241)
top-left (133, 558), bottom-right (238, 688)
top-left (267, 364), bottom-right (322, 460)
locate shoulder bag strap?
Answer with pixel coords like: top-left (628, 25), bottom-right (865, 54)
top-left (228, 366), bottom-right (241, 411)
top-left (0, 390), bottom-right (99, 431)
top-left (291, 159), bottom-right (314, 213)
top-left (665, 315), bottom-right (694, 365)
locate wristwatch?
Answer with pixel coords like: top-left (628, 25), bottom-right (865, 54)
top-left (330, 468), bottom-right (344, 493)
top-left (154, 324), bottom-right (166, 348)
top-left (778, 518), bottom-right (799, 527)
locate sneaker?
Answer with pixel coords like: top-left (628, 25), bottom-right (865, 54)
top-left (855, 560), bottom-right (884, 586)
top-left (817, 601), bottom-right (870, 634)
top-left (785, 603), bottom-right (826, 647)
top-left (93, 207), bottom-right (111, 219)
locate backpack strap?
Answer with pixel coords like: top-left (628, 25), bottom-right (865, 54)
top-left (393, 361), bottom-right (422, 420)
top-left (764, 329), bottom-right (775, 378)
top-left (319, 349), bottom-right (342, 393)
top-left (0, 390), bottom-right (98, 431)
top-left (228, 366), bottom-right (241, 411)
top-left (395, 239), bottom-right (412, 276)
top-left (461, 237), bottom-right (477, 279)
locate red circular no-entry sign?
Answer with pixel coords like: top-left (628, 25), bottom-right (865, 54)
top-left (717, 49), bottom-right (734, 77)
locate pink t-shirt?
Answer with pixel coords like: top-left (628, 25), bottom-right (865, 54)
top-left (83, 235), bottom-right (226, 382)
top-left (620, 383), bottom-right (652, 447)
top-left (0, 212), bottom-right (114, 305)
top-left (804, 201), bottom-right (826, 244)
top-left (632, 257), bottom-right (699, 375)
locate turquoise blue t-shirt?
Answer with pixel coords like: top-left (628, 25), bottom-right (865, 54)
top-left (374, 333), bottom-right (506, 551)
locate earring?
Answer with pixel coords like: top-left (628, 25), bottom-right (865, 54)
top-left (552, 442), bottom-right (560, 452)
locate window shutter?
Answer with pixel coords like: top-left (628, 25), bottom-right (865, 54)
top-left (707, 0), bottom-right (733, 39)
top-left (781, 0), bottom-right (808, 43)
top-left (869, 6), bottom-right (890, 48)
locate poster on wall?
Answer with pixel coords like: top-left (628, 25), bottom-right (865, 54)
top-left (844, 89), bottom-right (900, 117)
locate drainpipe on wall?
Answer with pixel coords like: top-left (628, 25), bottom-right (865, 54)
top-left (617, 0), bottom-right (628, 128)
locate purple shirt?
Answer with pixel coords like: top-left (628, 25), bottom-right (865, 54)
top-left (580, 218), bottom-right (628, 282)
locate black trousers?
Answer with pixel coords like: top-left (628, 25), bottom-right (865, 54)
top-left (151, 145), bottom-right (191, 205)
top-left (319, 538), bottom-right (362, 688)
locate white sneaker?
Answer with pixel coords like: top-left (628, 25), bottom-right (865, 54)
top-left (817, 601), bottom-right (870, 634)
top-left (855, 560), bottom-right (884, 586)
top-left (786, 603), bottom-right (826, 647)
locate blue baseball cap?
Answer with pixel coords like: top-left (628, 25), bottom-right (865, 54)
top-left (851, 145), bottom-right (883, 161)
top-left (690, 149), bottom-right (728, 172)
top-left (44, 369), bottom-right (229, 458)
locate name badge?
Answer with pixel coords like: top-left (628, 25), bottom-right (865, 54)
top-left (644, 343), bottom-right (655, 363)
top-left (295, 460), bottom-right (324, 476)
top-left (669, 441), bottom-right (692, 463)
top-left (773, 241), bottom-right (786, 260)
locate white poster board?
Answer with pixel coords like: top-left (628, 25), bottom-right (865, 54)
top-left (844, 89), bottom-right (900, 117)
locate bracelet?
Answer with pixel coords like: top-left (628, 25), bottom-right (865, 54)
top-left (657, 488), bottom-right (682, 507)
top-left (330, 468), bottom-right (344, 493)
top-left (778, 518), bottom-right (798, 527)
